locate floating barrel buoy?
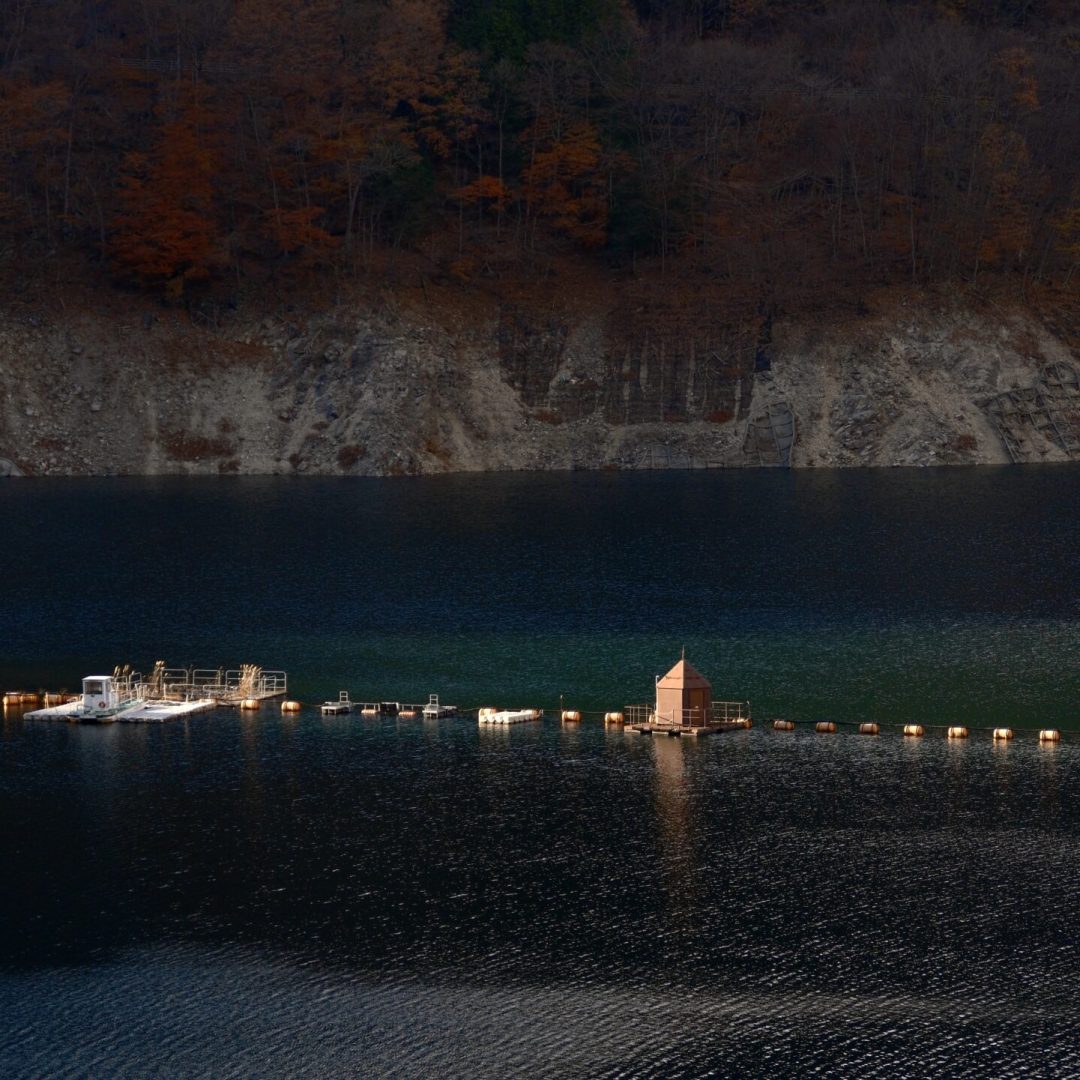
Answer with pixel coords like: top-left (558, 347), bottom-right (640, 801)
top-left (240, 698), bottom-right (260, 710)
top-left (360, 706), bottom-right (378, 716)
top-left (947, 726), bottom-right (969, 739)
top-left (281, 700), bottom-right (301, 713)
top-left (903, 724), bottom-right (924, 737)
top-left (561, 710), bottom-right (581, 723)
top-left (399, 709), bottom-right (418, 718)
top-left (773, 720), bottom-right (795, 731)
top-left (736, 718), bottom-right (753, 729)
top-left (993, 728), bottom-right (1014, 740)
top-left (1039, 729), bottom-right (1061, 743)
top-left (815, 721), bottom-right (837, 734)
top-left (478, 707), bottom-right (497, 720)
top-left (858, 723), bottom-right (880, 735)
top-left (605, 711), bottom-right (624, 724)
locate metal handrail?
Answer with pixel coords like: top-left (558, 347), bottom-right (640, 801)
top-left (624, 700), bottom-right (751, 728)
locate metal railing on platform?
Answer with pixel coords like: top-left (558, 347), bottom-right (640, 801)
top-left (624, 701), bottom-right (750, 728)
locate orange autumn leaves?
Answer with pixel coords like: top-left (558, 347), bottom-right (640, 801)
top-left (457, 121), bottom-right (608, 248)
top-left (3, 0), bottom-right (1079, 300)
top-left (112, 106), bottom-right (218, 297)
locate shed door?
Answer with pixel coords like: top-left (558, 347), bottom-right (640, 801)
top-left (689, 689), bottom-right (705, 723)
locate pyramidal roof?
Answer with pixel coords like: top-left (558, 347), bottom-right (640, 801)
top-left (657, 658), bottom-right (711, 690)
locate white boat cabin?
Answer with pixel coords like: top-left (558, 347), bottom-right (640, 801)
top-left (82, 676), bottom-right (126, 712)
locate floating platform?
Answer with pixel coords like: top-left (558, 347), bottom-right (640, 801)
top-left (321, 692), bottom-right (353, 716)
top-left (422, 694), bottom-right (457, 719)
top-left (628, 720), bottom-right (751, 737)
top-left (117, 699), bottom-right (216, 722)
top-left (478, 708), bottom-right (542, 726)
top-left (23, 699), bottom-right (84, 721)
top-left (25, 697), bottom-right (216, 723)
top-left (624, 658), bottom-right (751, 738)
top-left (23, 661), bottom-right (287, 724)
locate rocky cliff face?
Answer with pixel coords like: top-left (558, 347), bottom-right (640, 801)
top-left (0, 285), bottom-right (1077, 477)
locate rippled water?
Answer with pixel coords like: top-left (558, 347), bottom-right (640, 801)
top-left (1, 467), bottom-right (1079, 1076)
top-left (3, 718), bottom-right (1080, 1077)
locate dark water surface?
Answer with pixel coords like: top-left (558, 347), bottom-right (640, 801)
top-left (1, 467), bottom-right (1079, 1077)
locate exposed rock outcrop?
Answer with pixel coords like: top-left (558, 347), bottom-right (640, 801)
top-left (0, 286), bottom-right (1076, 476)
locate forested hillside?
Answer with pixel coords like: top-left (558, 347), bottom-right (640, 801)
top-left (2, 0), bottom-right (1078, 307)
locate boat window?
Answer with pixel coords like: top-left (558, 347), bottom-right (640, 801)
top-left (84, 681), bottom-right (103, 695)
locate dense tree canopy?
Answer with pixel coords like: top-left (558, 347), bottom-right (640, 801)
top-left (0, 0), bottom-right (1077, 303)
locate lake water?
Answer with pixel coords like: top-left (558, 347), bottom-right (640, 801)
top-left (1, 466), bottom-right (1078, 1077)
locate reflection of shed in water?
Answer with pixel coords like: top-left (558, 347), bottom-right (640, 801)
top-left (625, 653), bottom-right (750, 736)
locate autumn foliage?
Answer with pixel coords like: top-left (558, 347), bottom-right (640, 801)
top-left (0, 0), bottom-right (1077, 303)
top-left (112, 103), bottom-right (218, 297)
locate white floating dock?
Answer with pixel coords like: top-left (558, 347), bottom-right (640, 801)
top-left (24, 696), bottom-right (216, 723)
top-left (423, 694), bottom-right (457, 719)
top-left (24, 700), bottom-right (84, 721)
top-left (116, 699), bottom-right (216, 722)
top-left (23, 661), bottom-right (288, 723)
top-left (321, 692), bottom-right (353, 716)
top-left (478, 708), bottom-right (542, 726)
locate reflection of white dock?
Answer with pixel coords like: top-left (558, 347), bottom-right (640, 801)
top-left (423, 694), bottom-right (457, 719)
top-left (321, 692), bottom-right (353, 715)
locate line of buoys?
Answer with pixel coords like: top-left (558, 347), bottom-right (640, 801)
top-left (1039, 729), bottom-right (1061, 742)
top-left (281, 700), bottom-right (301, 713)
top-left (993, 727), bottom-right (1014, 740)
top-left (903, 724), bottom-right (925, 737)
top-left (773, 719), bottom-right (795, 731)
top-left (858, 723), bottom-right (880, 735)
top-left (604, 711), bottom-right (624, 724)
top-left (240, 698), bottom-right (260, 710)
top-left (399, 708), bottom-right (418, 718)
top-left (561, 710), bottom-right (582, 723)
top-left (4, 691), bottom-right (43, 706)
top-left (947, 726), bottom-right (969, 738)
top-left (815, 721), bottom-right (837, 734)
